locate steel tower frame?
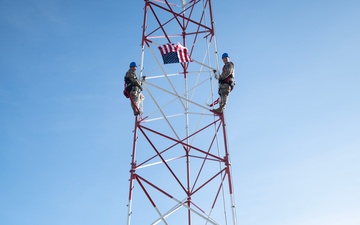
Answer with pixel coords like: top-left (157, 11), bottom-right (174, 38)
top-left (126, 1), bottom-right (237, 224)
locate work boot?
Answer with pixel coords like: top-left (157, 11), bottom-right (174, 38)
top-left (211, 107), bottom-right (223, 114)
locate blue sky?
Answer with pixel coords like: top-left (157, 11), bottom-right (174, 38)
top-left (1, 0), bottom-right (359, 225)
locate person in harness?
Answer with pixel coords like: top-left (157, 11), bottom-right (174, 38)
top-left (124, 62), bottom-right (145, 116)
top-left (212, 53), bottom-right (235, 114)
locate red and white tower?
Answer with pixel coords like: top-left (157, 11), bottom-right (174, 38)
top-left (126, 0), bottom-right (237, 224)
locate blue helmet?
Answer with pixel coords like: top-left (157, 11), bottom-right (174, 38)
top-left (129, 62), bottom-right (137, 67)
top-left (222, 53), bottom-right (229, 59)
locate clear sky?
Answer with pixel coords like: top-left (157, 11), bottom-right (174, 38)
top-left (1, 0), bottom-right (359, 225)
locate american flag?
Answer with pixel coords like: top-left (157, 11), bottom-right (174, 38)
top-left (158, 43), bottom-right (192, 64)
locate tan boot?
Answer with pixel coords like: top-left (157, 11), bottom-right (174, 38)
top-left (215, 107), bottom-right (223, 113)
top-left (211, 106), bottom-right (224, 114)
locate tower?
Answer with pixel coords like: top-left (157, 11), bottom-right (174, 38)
top-left (126, 1), bottom-right (237, 224)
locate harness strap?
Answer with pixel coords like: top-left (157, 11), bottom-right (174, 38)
top-left (219, 74), bottom-right (234, 85)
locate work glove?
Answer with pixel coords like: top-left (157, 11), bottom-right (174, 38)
top-left (213, 71), bottom-right (220, 79)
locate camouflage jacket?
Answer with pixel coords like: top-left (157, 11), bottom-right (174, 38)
top-left (125, 69), bottom-right (141, 90)
top-left (218, 62), bottom-right (235, 87)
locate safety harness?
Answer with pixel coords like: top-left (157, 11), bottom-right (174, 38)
top-left (219, 75), bottom-right (234, 85)
top-left (219, 62), bottom-right (235, 91)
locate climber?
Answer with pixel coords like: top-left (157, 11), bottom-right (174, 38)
top-left (212, 53), bottom-right (235, 114)
top-left (124, 62), bottom-right (145, 116)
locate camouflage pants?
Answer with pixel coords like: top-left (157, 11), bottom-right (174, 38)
top-left (218, 83), bottom-right (231, 109)
top-left (130, 86), bottom-right (144, 114)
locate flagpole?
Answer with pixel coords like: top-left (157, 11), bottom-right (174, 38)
top-left (191, 59), bottom-right (217, 71)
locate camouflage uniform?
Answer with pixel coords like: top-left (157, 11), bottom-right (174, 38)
top-left (214, 61), bottom-right (235, 113)
top-left (125, 69), bottom-right (144, 116)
